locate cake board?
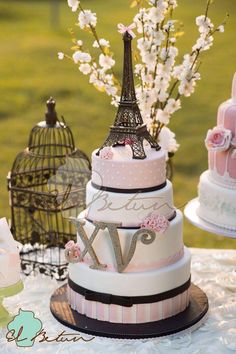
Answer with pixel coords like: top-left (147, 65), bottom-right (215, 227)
top-left (184, 198), bottom-right (236, 239)
top-left (50, 283), bottom-right (208, 339)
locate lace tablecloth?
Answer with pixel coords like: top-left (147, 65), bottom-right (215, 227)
top-left (1, 248), bottom-right (236, 354)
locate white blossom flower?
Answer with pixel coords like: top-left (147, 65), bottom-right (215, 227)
top-left (158, 90), bottom-right (169, 102)
top-left (158, 126), bottom-right (179, 155)
top-left (218, 25), bottom-right (224, 33)
top-left (105, 85), bottom-right (118, 96)
top-left (78, 10), bottom-right (97, 29)
top-left (93, 38), bottom-right (110, 48)
top-left (148, 7), bottom-right (165, 24)
top-left (196, 15), bottom-right (213, 34)
top-left (134, 64), bottom-right (144, 75)
top-left (142, 52), bottom-right (156, 71)
top-left (156, 109), bottom-right (170, 124)
top-left (57, 52), bottom-right (64, 60)
top-left (178, 79), bottom-right (196, 97)
top-left (165, 98), bottom-right (181, 114)
top-left (77, 40), bottom-right (83, 46)
top-left (72, 51), bottom-right (91, 64)
top-left (153, 30), bottom-right (165, 46)
top-left (169, 0), bottom-right (178, 8)
top-left (192, 35), bottom-right (213, 52)
top-left (169, 37), bottom-right (176, 43)
top-left (99, 54), bottom-right (115, 70)
top-left (111, 95), bottom-right (120, 107)
top-left (79, 63), bottom-right (91, 75)
top-left (67, 0), bottom-right (79, 12)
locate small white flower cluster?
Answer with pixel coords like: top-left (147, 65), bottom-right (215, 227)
top-left (67, 0), bottom-right (80, 12)
top-left (61, 0), bottom-right (226, 156)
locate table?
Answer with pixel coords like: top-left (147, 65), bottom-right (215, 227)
top-left (1, 248), bottom-right (236, 353)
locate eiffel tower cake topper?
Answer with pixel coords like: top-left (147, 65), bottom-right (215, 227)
top-left (97, 31), bottom-right (160, 159)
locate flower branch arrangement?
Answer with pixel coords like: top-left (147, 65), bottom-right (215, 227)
top-left (60, 0), bottom-right (227, 162)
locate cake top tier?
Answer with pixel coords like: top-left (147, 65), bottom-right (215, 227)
top-left (92, 145), bottom-right (166, 191)
top-left (217, 73), bottom-right (236, 133)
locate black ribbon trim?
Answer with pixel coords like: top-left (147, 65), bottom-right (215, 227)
top-left (68, 277), bottom-right (191, 308)
top-left (91, 181), bottom-right (167, 194)
top-left (85, 210), bottom-right (177, 230)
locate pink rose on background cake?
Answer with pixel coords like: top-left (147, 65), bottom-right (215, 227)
top-left (100, 147), bottom-right (113, 160)
top-left (141, 213), bottom-right (169, 234)
top-left (205, 126), bottom-right (232, 152)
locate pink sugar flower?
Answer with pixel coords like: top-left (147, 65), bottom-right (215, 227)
top-left (65, 240), bottom-right (75, 250)
top-left (205, 126), bottom-right (232, 152)
top-left (141, 213), bottom-right (169, 234)
top-left (100, 147), bottom-right (113, 160)
top-left (124, 137), bottom-right (135, 145)
top-left (65, 240), bottom-right (81, 263)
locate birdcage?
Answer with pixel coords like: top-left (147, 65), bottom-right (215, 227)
top-left (7, 98), bottom-right (91, 280)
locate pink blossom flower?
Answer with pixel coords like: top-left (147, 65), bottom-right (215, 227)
top-left (65, 240), bottom-right (75, 249)
top-left (141, 213), bottom-right (169, 234)
top-left (100, 147), bottom-right (113, 160)
top-left (205, 126), bottom-right (232, 152)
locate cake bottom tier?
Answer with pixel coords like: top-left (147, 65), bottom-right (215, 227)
top-left (67, 248), bottom-right (191, 324)
top-left (198, 170), bottom-right (236, 231)
top-left (67, 284), bottom-right (190, 324)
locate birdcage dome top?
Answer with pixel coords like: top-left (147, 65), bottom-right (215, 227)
top-left (28, 97), bottom-right (76, 157)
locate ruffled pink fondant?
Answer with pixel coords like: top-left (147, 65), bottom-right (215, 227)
top-left (67, 286), bottom-right (190, 324)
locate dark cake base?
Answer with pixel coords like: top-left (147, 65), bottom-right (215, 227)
top-left (50, 283), bottom-right (208, 339)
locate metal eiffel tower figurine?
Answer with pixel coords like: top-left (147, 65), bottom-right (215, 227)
top-left (97, 31), bottom-right (160, 159)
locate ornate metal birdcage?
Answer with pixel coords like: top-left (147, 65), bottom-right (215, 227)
top-left (7, 98), bottom-right (91, 280)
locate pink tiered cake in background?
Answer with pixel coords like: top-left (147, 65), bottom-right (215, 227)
top-left (66, 31), bottom-right (191, 325)
top-left (198, 73), bottom-right (236, 230)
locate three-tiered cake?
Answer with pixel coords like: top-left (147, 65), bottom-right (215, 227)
top-left (198, 74), bottom-right (236, 231)
top-left (66, 31), bottom-right (191, 324)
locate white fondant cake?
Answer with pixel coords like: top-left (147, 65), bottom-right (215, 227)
top-left (197, 74), bottom-right (236, 230)
top-left (67, 145), bottom-right (191, 323)
top-left (0, 218), bottom-right (21, 288)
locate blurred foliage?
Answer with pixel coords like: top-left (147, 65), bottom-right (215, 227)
top-left (0, 0), bottom-right (236, 248)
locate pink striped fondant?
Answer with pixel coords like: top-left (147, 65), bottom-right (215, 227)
top-left (68, 286), bottom-right (190, 324)
top-left (82, 247), bottom-right (184, 273)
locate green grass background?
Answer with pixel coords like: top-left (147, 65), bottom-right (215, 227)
top-left (0, 0), bottom-right (235, 248)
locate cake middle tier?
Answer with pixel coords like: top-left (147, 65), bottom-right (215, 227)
top-left (86, 180), bottom-right (174, 227)
top-left (77, 209), bottom-right (183, 273)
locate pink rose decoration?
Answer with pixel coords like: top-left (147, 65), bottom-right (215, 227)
top-left (140, 213), bottom-right (169, 234)
top-left (124, 137), bottom-right (135, 145)
top-left (65, 240), bottom-right (81, 262)
top-left (205, 126), bottom-right (232, 152)
top-left (100, 147), bottom-right (113, 160)
top-left (65, 240), bottom-right (75, 250)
